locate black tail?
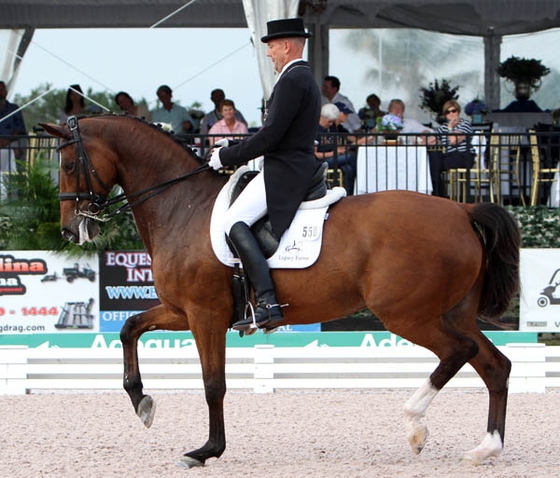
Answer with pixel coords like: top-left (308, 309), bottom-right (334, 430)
top-left (470, 203), bottom-right (520, 318)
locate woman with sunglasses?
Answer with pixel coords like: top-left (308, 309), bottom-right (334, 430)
top-left (427, 100), bottom-right (476, 197)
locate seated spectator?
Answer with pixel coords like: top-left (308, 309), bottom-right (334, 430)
top-left (200, 88), bottom-right (247, 134)
top-left (358, 94), bottom-right (385, 130)
top-left (321, 75), bottom-right (361, 133)
top-left (208, 99), bottom-right (249, 145)
top-left (315, 103), bottom-right (357, 195)
top-left (115, 91), bottom-right (151, 121)
top-left (334, 102), bottom-right (374, 146)
top-left (0, 80), bottom-right (27, 177)
top-left (387, 98), bottom-right (432, 144)
top-left (152, 84), bottom-right (194, 138)
top-left (427, 100), bottom-right (476, 197)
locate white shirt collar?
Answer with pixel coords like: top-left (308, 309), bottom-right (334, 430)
top-left (275, 58), bottom-right (303, 84)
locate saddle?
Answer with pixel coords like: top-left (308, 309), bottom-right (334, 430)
top-left (229, 162), bottom-right (328, 258)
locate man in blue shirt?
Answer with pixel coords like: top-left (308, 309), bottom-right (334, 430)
top-left (152, 85), bottom-right (194, 138)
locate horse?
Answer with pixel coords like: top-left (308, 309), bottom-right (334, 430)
top-left (42, 114), bottom-right (520, 468)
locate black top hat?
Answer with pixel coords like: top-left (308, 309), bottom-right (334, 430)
top-left (260, 18), bottom-right (312, 43)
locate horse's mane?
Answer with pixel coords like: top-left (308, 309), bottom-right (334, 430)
top-left (91, 113), bottom-right (206, 164)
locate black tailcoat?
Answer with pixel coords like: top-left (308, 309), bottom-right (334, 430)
top-left (219, 60), bottom-right (321, 238)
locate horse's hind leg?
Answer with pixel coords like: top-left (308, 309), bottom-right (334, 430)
top-left (400, 313), bottom-right (480, 455)
top-left (460, 332), bottom-right (511, 465)
top-left (120, 305), bottom-right (188, 428)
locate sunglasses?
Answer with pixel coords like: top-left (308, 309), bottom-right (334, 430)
top-left (445, 108), bottom-right (458, 114)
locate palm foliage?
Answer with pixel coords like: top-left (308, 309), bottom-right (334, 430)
top-left (0, 158), bottom-right (143, 254)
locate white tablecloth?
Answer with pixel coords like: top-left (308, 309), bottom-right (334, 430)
top-left (356, 146), bottom-right (432, 195)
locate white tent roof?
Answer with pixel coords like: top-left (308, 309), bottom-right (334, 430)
top-left (0, 0), bottom-right (559, 35)
top-left (2, 0), bottom-right (559, 108)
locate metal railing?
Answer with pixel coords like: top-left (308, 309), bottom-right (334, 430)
top-left (1, 129), bottom-right (558, 206)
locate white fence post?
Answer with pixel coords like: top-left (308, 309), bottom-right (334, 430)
top-left (254, 344), bottom-right (275, 394)
top-left (506, 343), bottom-right (546, 393)
top-left (0, 345), bottom-right (28, 395)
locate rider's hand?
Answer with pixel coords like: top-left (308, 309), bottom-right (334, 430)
top-left (214, 138), bottom-right (229, 148)
top-left (209, 147), bottom-right (223, 170)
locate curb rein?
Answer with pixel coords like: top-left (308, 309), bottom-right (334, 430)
top-left (57, 116), bottom-right (211, 222)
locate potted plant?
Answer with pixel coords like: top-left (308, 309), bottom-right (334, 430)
top-left (497, 56), bottom-right (550, 100)
top-left (419, 78), bottom-right (460, 123)
top-left (465, 98), bottom-right (489, 124)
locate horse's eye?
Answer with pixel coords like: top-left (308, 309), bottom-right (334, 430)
top-left (63, 161), bottom-right (75, 173)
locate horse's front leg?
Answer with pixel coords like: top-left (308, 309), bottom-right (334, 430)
top-left (178, 313), bottom-right (229, 468)
top-left (120, 304), bottom-right (188, 427)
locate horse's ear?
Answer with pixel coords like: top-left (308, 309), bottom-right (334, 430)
top-left (39, 122), bottom-right (71, 140)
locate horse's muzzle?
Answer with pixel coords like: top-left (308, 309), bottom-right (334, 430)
top-left (61, 216), bottom-right (100, 244)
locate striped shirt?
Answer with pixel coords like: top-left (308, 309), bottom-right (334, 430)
top-left (435, 118), bottom-right (475, 155)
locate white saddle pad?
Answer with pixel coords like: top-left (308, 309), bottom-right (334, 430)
top-left (210, 166), bottom-right (346, 269)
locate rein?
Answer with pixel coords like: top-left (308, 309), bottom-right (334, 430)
top-left (58, 116), bottom-right (211, 222)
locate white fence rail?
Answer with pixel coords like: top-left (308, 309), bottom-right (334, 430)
top-left (0, 343), bottom-right (556, 395)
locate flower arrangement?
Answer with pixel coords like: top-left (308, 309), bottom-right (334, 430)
top-left (376, 113), bottom-right (403, 132)
top-left (497, 56), bottom-right (550, 90)
top-left (465, 98), bottom-right (489, 116)
top-left (419, 78), bottom-right (460, 115)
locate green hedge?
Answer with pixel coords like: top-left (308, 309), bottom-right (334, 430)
top-left (506, 206), bottom-right (560, 248)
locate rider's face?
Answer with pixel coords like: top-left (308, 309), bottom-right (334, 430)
top-left (266, 39), bottom-right (287, 73)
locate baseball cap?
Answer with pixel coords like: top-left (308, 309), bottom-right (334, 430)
top-left (334, 102), bottom-right (353, 115)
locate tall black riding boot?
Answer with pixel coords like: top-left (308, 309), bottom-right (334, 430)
top-left (227, 221), bottom-right (284, 332)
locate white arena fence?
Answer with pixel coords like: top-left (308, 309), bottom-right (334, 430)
top-left (1, 343), bottom-right (557, 395)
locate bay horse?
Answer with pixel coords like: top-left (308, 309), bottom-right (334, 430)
top-left (42, 114), bottom-right (520, 468)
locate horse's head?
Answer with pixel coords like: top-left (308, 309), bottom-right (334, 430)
top-left (41, 116), bottom-right (119, 245)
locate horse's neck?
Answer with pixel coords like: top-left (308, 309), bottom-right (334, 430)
top-left (112, 129), bottom-right (221, 248)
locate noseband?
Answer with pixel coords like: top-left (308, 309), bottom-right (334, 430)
top-left (57, 115), bottom-right (211, 222)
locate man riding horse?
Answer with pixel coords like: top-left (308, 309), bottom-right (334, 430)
top-left (209, 18), bottom-right (321, 332)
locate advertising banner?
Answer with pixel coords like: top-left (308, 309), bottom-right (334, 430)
top-left (99, 251), bottom-right (160, 332)
top-left (0, 331), bottom-right (537, 349)
top-left (0, 251), bottom-right (99, 334)
top-left (97, 250), bottom-right (319, 333)
top-left (520, 249), bottom-right (560, 332)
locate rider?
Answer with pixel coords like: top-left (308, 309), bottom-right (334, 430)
top-left (208, 18), bottom-right (321, 332)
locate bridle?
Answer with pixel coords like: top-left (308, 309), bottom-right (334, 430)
top-left (57, 115), bottom-right (211, 222)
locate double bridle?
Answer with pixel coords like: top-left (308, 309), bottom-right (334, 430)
top-left (57, 115), bottom-right (210, 222)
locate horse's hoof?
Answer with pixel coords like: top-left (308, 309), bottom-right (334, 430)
top-left (136, 395), bottom-right (156, 428)
top-left (406, 423), bottom-right (428, 455)
top-left (176, 455), bottom-right (204, 468)
top-left (459, 455), bottom-right (482, 466)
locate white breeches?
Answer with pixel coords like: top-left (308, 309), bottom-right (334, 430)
top-left (223, 171), bottom-right (268, 234)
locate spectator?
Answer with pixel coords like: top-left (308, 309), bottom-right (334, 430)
top-left (199, 88), bottom-right (247, 134)
top-left (387, 98), bottom-right (432, 144)
top-left (321, 75), bottom-right (361, 133)
top-left (152, 84), bottom-right (194, 137)
top-left (59, 84), bottom-right (86, 124)
top-left (208, 99), bottom-right (249, 145)
top-left (358, 94), bottom-right (385, 130)
top-left (427, 100), bottom-right (476, 197)
top-left (114, 91), bottom-right (151, 121)
top-left (0, 80), bottom-right (27, 197)
top-left (315, 103), bottom-right (356, 195)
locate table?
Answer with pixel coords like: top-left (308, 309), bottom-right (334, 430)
top-left (355, 145), bottom-right (432, 195)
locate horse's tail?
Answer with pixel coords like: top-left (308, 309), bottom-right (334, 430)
top-left (468, 202), bottom-right (520, 319)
